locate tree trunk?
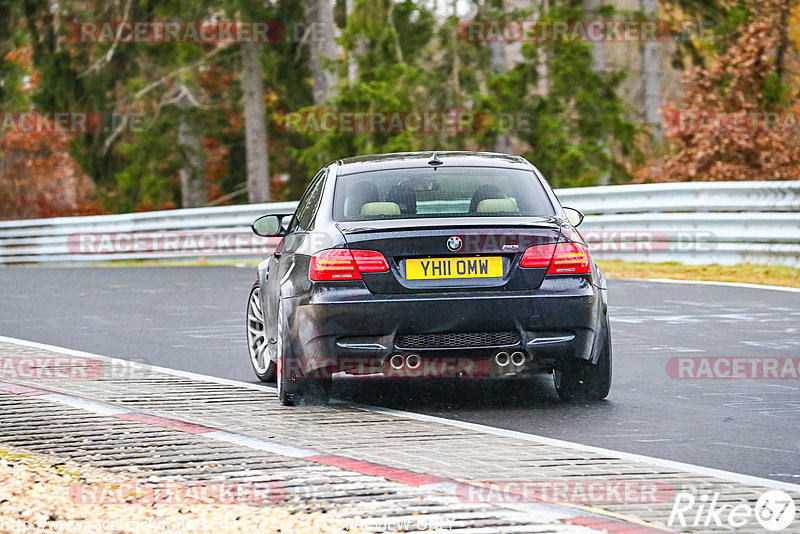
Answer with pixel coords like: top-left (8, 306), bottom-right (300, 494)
top-left (641, 0), bottom-right (663, 140)
top-left (176, 87), bottom-right (207, 208)
top-left (450, 0), bottom-right (461, 107)
top-left (586, 0), bottom-right (610, 185)
top-left (535, 0), bottom-right (549, 96)
top-left (346, 0), bottom-right (357, 84)
top-left (585, 0), bottom-right (606, 72)
top-left (489, 7), bottom-right (511, 153)
top-left (306, 0), bottom-right (339, 103)
top-left (345, 0), bottom-right (366, 85)
top-left (241, 41), bottom-right (271, 203)
top-left (775, 4), bottom-right (790, 85)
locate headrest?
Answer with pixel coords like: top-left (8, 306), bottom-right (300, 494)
top-left (344, 181), bottom-right (379, 218)
top-left (476, 198), bottom-right (517, 213)
top-left (360, 202), bottom-right (401, 216)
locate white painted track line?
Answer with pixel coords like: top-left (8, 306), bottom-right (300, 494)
top-left (633, 277), bottom-right (800, 293)
top-left (2, 333), bottom-right (798, 494)
top-left (353, 404), bottom-right (800, 493)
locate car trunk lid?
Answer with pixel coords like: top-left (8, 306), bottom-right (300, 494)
top-left (336, 217), bottom-right (561, 294)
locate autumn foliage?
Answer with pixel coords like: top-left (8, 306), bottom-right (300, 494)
top-left (0, 46), bottom-right (98, 220)
top-left (637, 1), bottom-right (800, 182)
top-left (0, 124), bottom-right (98, 219)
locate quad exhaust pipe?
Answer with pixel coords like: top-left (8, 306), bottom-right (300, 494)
top-left (495, 351), bottom-right (510, 367)
top-left (388, 354), bottom-right (422, 371)
top-left (391, 351), bottom-right (524, 372)
top-left (495, 351), bottom-right (526, 368)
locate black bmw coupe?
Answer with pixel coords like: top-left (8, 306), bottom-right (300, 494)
top-left (247, 151), bottom-right (611, 405)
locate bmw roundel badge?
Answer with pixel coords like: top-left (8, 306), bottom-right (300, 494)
top-left (447, 236), bottom-right (463, 251)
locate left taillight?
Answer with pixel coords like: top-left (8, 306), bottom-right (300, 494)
top-left (309, 249), bottom-right (389, 281)
top-left (520, 243), bottom-right (557, 268)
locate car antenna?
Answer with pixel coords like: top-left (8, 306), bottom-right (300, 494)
top-left (428, 152), bottom-right (443, 169)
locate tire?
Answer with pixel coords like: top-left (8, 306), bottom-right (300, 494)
top-left (247, 282), bottom-right (276, 382)
top-left (276, 301), bottom-right (331, 406)
top-left (553, 318), bottom-right (612, 402)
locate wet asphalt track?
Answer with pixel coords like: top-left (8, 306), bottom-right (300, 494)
top-left (0, 266), bottom-right (798, 483)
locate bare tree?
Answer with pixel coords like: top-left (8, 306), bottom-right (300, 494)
top-left (536, 0), bottom-right (549, 96)
top-left (241, 41), bottom-right (271, 203)
top-left (345, 0), bottom-right (367, 84)
top-left (585, 0), bottom-right (606, 72)
top-left (450, 0), bottom-right (461, 106)
top-left (175, 86), bottom-right (207, 208)
top-left (489, 3), bottom-right (511, 153)
top-left (641, 0), bottom-right (663, 140)
top-left (306, 0), bottom-right (339, 103)
top-left (346, 0), bottom-right (357, 83)
top-left (586, 0), bottom-right (610, 185)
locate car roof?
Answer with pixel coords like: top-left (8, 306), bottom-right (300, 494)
top-left (335, 151), bottom-right (533, 176)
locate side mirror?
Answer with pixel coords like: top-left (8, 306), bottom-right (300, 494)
top-left (251, 214), bottom-right (285, 237)
top-left (563, 207), bottom-right (585, 227)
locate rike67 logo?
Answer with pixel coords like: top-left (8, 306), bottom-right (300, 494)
top-left (669, 490), bottom-right (796, 531)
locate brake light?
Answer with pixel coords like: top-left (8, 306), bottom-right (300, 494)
top-left (351, 250), bottom-right (390, 272)
top-left (309, 249), bottom-right (389, 281)
top-left (548, 242), bottom-right (591, 275)
top-left (520, 242), bottom-right (591, 275)
top-left (520, 243), bottom-right (556, 268)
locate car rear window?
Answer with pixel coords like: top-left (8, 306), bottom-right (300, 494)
top-left (332, 167), bottom-right (555, 221)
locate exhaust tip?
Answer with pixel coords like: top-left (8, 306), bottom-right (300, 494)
top-left (511, 351), bottom-right (526, 366)
top-left (495, 351), bottom-right (510, 367)
top-left (389, 354), bottom-right (405, 370)
top-left (406, 354), bottom-right (421, 370)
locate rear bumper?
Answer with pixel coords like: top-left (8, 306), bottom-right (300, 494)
top-left (284, 276), bottom-right (607, 377)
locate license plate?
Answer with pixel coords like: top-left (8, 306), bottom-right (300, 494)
top-left (405, 256), bottom-right (503, 280)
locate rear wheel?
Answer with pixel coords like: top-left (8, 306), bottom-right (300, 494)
top-left (554, 319), bottom-right (612, 401)
top-left (247, 282), bottom-right (276, 382)
top-left (276, 301), bottom-right (331, 406)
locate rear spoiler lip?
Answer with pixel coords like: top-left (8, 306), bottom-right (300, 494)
top-left (335, 216), bottom-right (560, 235)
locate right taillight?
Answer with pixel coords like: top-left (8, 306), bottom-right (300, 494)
top-left (520, 242), bottom-right (591, 275)
top-left (547, 242), bottom-right (591, 275)
top-left (309, 249), bottom-right (389, 281)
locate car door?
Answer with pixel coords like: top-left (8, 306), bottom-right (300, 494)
top-left (264, 169), bottom-right (328, 351)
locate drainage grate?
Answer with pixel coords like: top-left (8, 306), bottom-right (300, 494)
top-left (395, 331), bottom-right (520, 349)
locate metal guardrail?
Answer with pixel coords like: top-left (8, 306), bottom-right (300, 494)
top-left (1, 181), bottom-right (798, 266)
